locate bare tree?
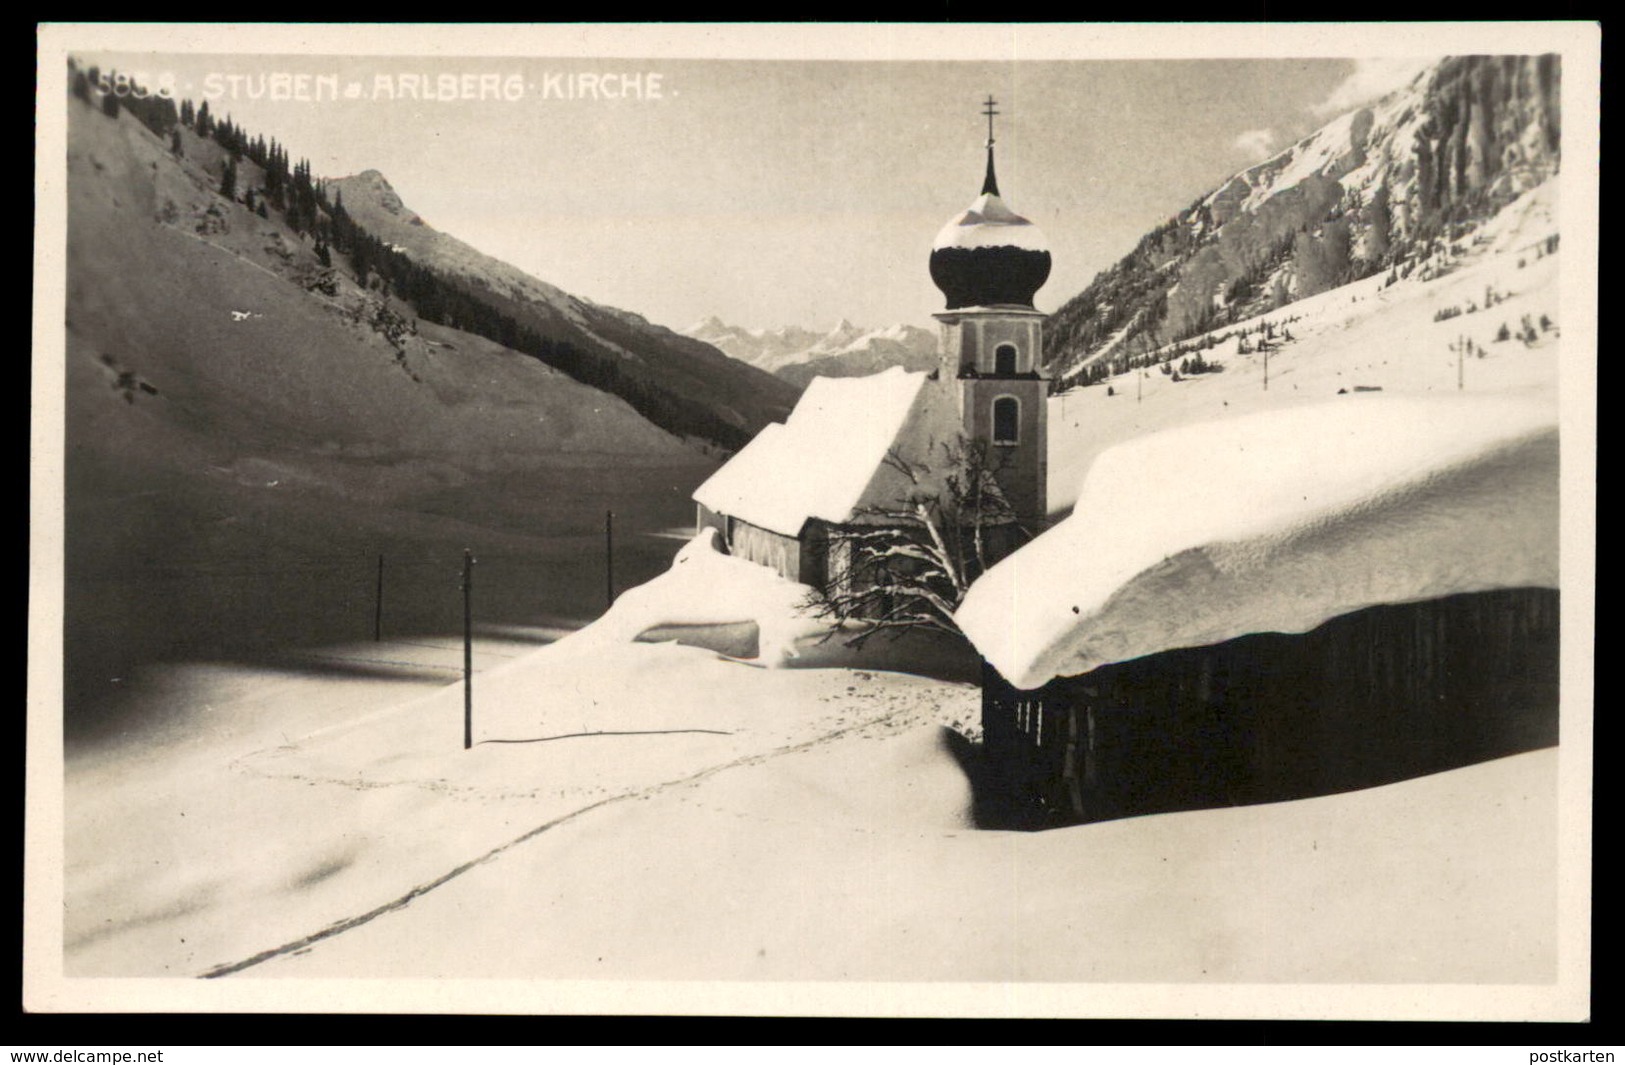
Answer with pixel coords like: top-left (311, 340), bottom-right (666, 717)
top-left (807, 436), bottom-right (1027, 647)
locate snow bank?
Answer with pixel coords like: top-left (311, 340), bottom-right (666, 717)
top-left (692, 367), bottom-right (932, 536)
top-left (958, 394), bottom-right (1559, 690)
top-left (538, 528), bottom-right (976, 679)
top-left (565, 528), bottom-right (824, 663)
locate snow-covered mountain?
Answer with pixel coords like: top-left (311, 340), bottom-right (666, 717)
top-left (1045, 54), bottom-right (1562, 386)
top-left (684, 316), bottom-right (939, 387)
top-left (1045, 176), bottom-right (1562, 521)
top-left (330, 170), bottom-right (799, 449)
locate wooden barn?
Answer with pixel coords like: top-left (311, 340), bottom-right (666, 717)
top-left (954, 394), bottom-right (1562, 828)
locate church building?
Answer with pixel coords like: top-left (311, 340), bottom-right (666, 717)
top-left (693, 97), bottom-right (1052, 592)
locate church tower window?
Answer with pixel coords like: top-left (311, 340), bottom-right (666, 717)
top-left (994, 343), bottom-right (1018, 375)
top-left (993, 396), bottom-right (1020, 444)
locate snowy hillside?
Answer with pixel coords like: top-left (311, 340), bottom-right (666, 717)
top-left (1046, 54), bottom-right (1562, 384)
top-left (1046, 177), bottom-right (1561, 518)
top-left (329, 170), bottom-right (799, 449)
top-left (686, 315), bottom-right (939, 386)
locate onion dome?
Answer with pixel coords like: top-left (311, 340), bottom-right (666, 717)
top-left (930, 99), bottom-right (1051, 310)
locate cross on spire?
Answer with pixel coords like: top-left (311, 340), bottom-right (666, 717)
top-left (980, 94), bottom-right (1001, 197)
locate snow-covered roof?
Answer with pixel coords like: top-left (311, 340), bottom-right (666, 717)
top-left (955, 394), bottom-right (1560, 690)
top-left (693, 367), bottom-right (951, 537)
top-left (931, 192), bottom-right (1050, 252)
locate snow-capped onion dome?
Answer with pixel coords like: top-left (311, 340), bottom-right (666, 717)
top-left (929, 151), bottom-right (1051, 309)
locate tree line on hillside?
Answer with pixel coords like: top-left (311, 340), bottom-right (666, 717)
top-left (331, 217), bottom-right (756, 449)
top-left (1045, 174), bottom-right (1394, 391)
top-left (69, 58), bottom-right (758, 451)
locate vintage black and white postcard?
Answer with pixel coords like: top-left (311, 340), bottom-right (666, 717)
top-left (27, 22), bottom-right (1598, 1018)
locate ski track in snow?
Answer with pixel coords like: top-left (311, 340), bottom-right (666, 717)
top-left (201, 699), bottom-right (923, 978)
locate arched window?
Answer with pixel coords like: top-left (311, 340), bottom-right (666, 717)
top-left (993, 396), bottom-right (1020, 444)
top-left (994, 343), bottom-right (1018, 375)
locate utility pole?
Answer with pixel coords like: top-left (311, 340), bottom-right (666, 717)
top-left (605, 509), bottom-right (616, 609)
top-left (462, 548), bottom-right (473, 751)
top-left (1458, 334), bottom-right (1465, 391)
top-left (1264, 344), bottom-right (1270, 392)
top-left (373, 553), bottom-right (384, 642)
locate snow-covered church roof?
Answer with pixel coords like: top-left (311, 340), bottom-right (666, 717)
top-left (955, 394), bottom-right (1560, 691)
top-left (693, 366), bottom-right (959, 538)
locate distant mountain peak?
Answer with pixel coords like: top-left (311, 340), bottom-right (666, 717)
top-left (341, 169), bottom-right (411, 219)
top-left (685, 315), bottom-right (938, 385)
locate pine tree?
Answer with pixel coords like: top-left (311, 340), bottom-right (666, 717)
top-left (101, 89), bottom-right (120, 118)
top-left (170, 128), bottom-right (183, 156)
top-left (220, 159), bottom-right (237, 201)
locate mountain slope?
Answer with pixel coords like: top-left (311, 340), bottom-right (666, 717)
top-left (1044, 54), bottom-right (1562, 386)
top-left (330, 170), bottom-right (800, 448)
top-left (1045, 177), bottom-right (1561, 518)
top-left (61, 88), bottom-right (717, 722)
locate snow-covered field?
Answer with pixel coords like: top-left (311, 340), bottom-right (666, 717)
top-left (55, 531), bottom-right (1562, 995)
top-left (61, 538), bottom-right (983, 980)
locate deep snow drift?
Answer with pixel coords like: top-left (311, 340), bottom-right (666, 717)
top-left (959, 394), bottom-right (1558, 689)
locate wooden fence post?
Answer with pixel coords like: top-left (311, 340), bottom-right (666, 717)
top-left (605, 509), bottom-right (615, 609)
top-left (462, 548), bottom-right (473, 751)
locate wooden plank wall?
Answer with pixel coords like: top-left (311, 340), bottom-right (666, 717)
top-left (980, 587), bottom-right (1560, 829)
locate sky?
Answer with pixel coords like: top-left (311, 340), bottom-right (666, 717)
top-left (73, 30), bottom-right (1439, 334)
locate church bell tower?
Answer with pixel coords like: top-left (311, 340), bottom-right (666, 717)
top-left (929, 95), bottom-right (1051, 535)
